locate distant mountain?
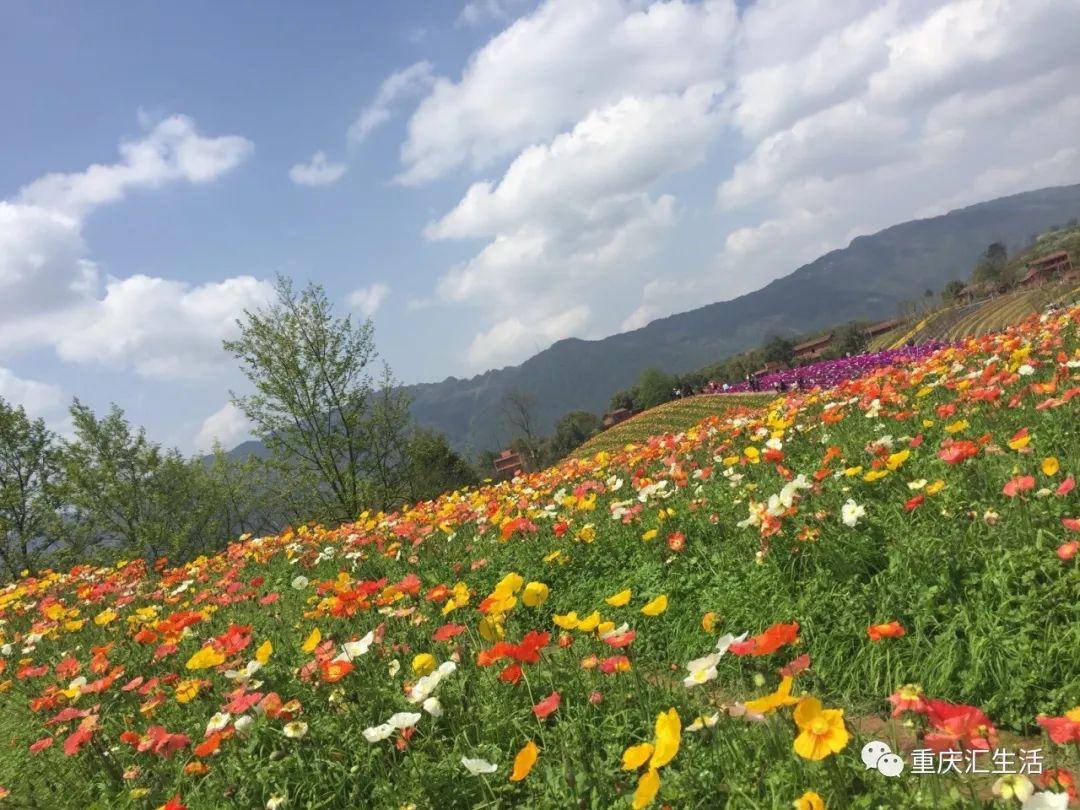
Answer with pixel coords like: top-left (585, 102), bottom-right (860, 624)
top-left (229, 184), bottom-right (1080, 459)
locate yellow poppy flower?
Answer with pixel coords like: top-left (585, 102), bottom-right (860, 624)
top-left (641, 595), bottom-right (668, 616)
top-left (632, 769), bottom-right (661, 810)
top-left (606, 589), bottom-right (632, 607)
top-left (301, 628), bottom-right (322, 653)
top-left (553, 611), bottom-right (580, 630)
top-left (649, 708), bottom-right (680, 769)
top-left (1042, 457), bottom-right (1060, 476)
top-left (744, 676), bottom-right (800, 714)
top-left (576, 611), bottom-right (601, 632)
top-left (792, 697), bottom-right (850, 761)
top-left (255, 640), bottom-right (273, 664)
top-left (185, 646), bottom-right (225, 670)
top-left (621, 742), bottom-right (654, 770)
top-left (510, 740), bottom-right (538, 782)
top-left (522, 582), bottom-right (549, 607)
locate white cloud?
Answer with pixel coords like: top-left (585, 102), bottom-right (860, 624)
top-left (466, 305), bottom-right (589, 367)
top-left (427, 86), bottom-right (723, 241)
top-left (53, 274), bottom-right (274, 378)
top-left (0, 368), bottom-right (64, 421)
top-left (730, 2), bottom-right (899, 139)
top-left (457, 0), bottom-right (531, 27)
top-left (398, 0), bottom-right (737, 185)
top-left (0, 114), bottom-right (261, 379)
top-left (195, 401), bottom-right (251, 453)
top-left (348, 61), bottom-right (435, 146)
top-left (289, 151), bottom-right (347, 186)
top-left (718, 100), bottom-right (910, 209)
top-left (426, 84), bottom-right (721, 368)
top-left (348, 282), bottom-right (390, 317)
top-left (18, 114), bottom-right (252, 219)
top-left (0, 203), bottom-right (97, 326)
top-left (410, 0), bottom-right (1080, 370)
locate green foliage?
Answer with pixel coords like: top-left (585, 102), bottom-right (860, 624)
top-left (224, 276), bottom-right (413, 522)
top-left (407, 428), bottom-right (479, 502)
top-left (548, 410), bottom-right (601, 459)
top-left (635, 367), bottom-right (677, 410)
top-left (0, 399), bottom-right (63, 577)
top-left (831, 321), bottom-right (868, 356)
top-left (608, 388), bottom-right (635, 412)
top-left (940, 279), bottom-right (966, 303)
top-left (762, 335), bottom-right (795, 366)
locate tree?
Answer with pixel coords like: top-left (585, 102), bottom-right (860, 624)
top-left (0, 399), bottom-right (64, 578)
top-left (202, 448), bottom-right (283, 541)
top-left (608, 388), bottom-right (635, 412)
top-left (972, 241), bottom-right (1008, 284)
top-left (548, 411), bottom-right (601, 459)
top-left (832, 321), bottom-right (867, 356)
top-left (940, 279), bottom-right (966, 304)
top-left (224, 276), bottom-right (412, 523)
top-left (762, 335), bottom-right (795, 367)
top-left (62, 400), bottom-right (162, 553)
top-left (406, 429), bottom-right (478, 502)
top-left (635, 368), bottom-right (676, 410)
top-left (61, 400), bottom-right (216, 563)
top-left (501, 390), bottom-right (544, 468)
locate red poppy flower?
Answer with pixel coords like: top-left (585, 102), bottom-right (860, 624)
top-left (499, 663), bottom-right (522, 685)
top-left (432, 623), bottom-right (466, 642)
top-left (867, 621), bottom-right (906, 642)
top-left (1002, 475), bottom-right (1036, 497)
top-left (780, 653), bottom-right (810, 677)
top-left (532, 691), bottom-right (561, 720)
top-left (904, 495), bottom-right (925, 511)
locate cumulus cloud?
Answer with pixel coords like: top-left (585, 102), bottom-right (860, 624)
top-left (0, 114), bottom-right (260, 379)
top-left (466, 305), bottom-right (589, 368)
top-left (404, 0), bottom-right (1080, 368)
top-left (348, 61), bottom-right (436, 146)
top-left (54, 275), bottom-right (274, 378)
top-left (289, 151), bottom-right (347, 186)
top-left (398, 0), bottom-right (737, 185)
top-left (18, 114), bottom-right (252, 219)
top-left (425, 84), bottom-right (722, 368)
top-left (195, 401), bottom-right (252, 453)
top-left (0, 368), bottom-right (64, 421)
top-left (348, 282), bottom-right (390, 317)
top-left (457, 0), bottom-right (531, 27)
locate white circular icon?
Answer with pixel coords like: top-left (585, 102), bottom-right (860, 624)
top-left (876, 753), bottom-right (905, 778)
top-left (861, 740), bottom-right (892, 770)
top-left (861, 740), bottom-right (905, 777)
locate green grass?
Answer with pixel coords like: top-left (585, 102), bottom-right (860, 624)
top-left (1, 312), bottom-right (1078, 809)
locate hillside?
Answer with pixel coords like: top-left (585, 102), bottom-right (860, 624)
top-left (400, 184), bottom-right (1080, 453)
top-left (5, 305), bottom-right (1077, 808)
top-left (570, 393), bottom-right (773, 459)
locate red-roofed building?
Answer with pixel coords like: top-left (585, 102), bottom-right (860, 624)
top-left (493, 449), bottom-right (524, 480)
top-left (793, 333), bottom-right (833, 361)
top-left (1019, 251), bottom-right (1072, 287)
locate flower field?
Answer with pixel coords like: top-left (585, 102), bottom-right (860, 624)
top-left (571, 394), bottom-right (773, 460)
top-left (1, 308), bottom-right (1079, 809)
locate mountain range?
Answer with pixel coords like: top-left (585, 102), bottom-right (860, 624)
top-left (230, 183), bottom-right (1080, 459)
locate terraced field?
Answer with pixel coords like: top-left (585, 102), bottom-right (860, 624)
top-left (938, 281), bottom-right (1080, 341)
top-left (570, 393), bottom-right (773, 458)
top-left (878, 280), bottom-right (1080, 348)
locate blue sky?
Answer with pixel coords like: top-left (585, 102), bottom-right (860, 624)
top-left (2, 0), bottom-right (1079, 452)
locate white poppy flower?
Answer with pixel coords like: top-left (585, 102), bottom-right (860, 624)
top-left (387, 712), bottom-right (422, 729)
top-left (461, 756), bottom-right (498, 776)
top-left (841, 499), bottom-right (865, 527)
top-left (362, 723), bottom-right (395, 743)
